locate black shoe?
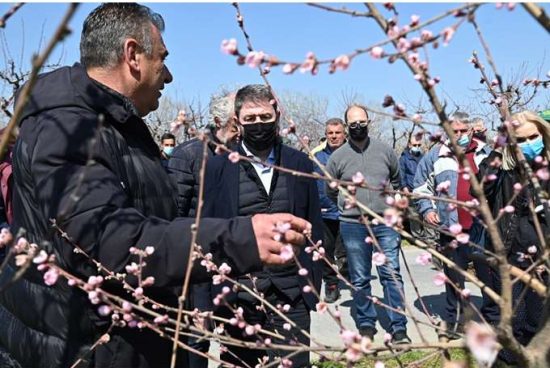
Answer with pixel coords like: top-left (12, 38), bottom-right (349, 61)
top-left (392, 330), bottom-right (411, 344)
top-left (438, 322), bottom-right (464, 340)
top-left (359, 326), bottom-right (376, 341)
top-left (324, 284), bottom-right (340, 303)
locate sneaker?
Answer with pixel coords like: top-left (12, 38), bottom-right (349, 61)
top-left (324, 284), bottom-right (340, 303)
top-left (392, 330), bottom-right (411, 344)
top-left (359, 326), bottom-right (376, 341)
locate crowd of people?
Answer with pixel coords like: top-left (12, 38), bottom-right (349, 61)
top-left (0, 3), bottom-right (548, 368)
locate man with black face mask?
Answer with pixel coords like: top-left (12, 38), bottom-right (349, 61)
top-left (202, 84), bottom-right (323, 367)
top-left (326, 104), bottom-right (410, 344)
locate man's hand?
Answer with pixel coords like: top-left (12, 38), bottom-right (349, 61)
top-left (424, 211), bottom-right (440, 226)
top-left (251, 213), bottom-right (311, 266)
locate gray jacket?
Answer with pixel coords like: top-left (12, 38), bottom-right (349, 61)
top-left (326, 138), bottom-right (401, 223)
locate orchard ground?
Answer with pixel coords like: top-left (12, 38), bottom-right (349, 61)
top-left (208, 246), bottom-right (483, 367)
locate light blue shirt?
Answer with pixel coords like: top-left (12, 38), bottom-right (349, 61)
top-left (242, 143), bottom-right (276, 193)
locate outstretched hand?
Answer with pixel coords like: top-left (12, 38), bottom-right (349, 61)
top-left (251, 213), bottom-right (312, 265)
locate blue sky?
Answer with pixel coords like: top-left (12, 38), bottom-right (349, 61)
top-left (0, 2), bottom-right (548, 119)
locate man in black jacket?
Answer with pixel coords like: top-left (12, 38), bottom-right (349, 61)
top-left (0, 4), bottom-right (311, 368)
top-left (203, 84), bottom-right (323, 367)
top-left (167, 90), bottom-right (239, 368)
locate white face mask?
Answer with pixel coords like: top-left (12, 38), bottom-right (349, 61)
top-left (163, 146), bottom-right (174, 157)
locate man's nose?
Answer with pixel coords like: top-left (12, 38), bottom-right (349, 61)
top-left (164, 65), bottom-right (173, 84)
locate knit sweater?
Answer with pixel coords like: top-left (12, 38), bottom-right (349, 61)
top-left (326, 138), bottom-right (401, 223)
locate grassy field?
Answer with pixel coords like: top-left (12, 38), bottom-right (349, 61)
top-left (314, 348), bottom-right (476, 368)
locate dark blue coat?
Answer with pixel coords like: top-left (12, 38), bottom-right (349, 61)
top-left (202, 144), bottom-right (323, 310)
top-left (314, 145), bottom-right (339, 220)
top-left (399, 148), bottom-right (423, 191)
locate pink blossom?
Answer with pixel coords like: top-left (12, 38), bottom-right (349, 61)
top-left (352, 171), bottom-right (365, 185)
top-left (534, 156), bottom-right (543, 163)
top-left (433, 272), bottom-right (447, 286)
top-left (375, 362), bottom-right (385, 368)
top-left (373, 252), bottom-right (387, 266)
top-left (442, 27), bottom-right (455, 46)
top-left (528, 246), bottom-right (537, 254)
top-left (316, 301), bottom-right (328, 314)
top-left (145, 246), bottom-right (155, 255)
top-left (333, 54), bottom-right (351, 71)
top-left (383, 208), bottom-right (400, 227)
top-left (283, 304), bottom-right (291, 312)
top-left (449, 223), bottom-right (463, 235)
top-left (303, 285), bottom-right (312, 293)
top-left (385, 196), bottom-right (395, 206)
top-left (133, 287), bottom-right (144, 298)
top-left (245, 325), bottom-right (255, 335)
top-left (300, 52), bottom-right (317, 74)
top-left (536, 168), bottom-right (549, 181)
top-left (513, 182), bottom-right (523, 192)
top-left (283, 323), bottom-right (291, 331)
top-left (298, 268), bottom-right (308, 276)
top-left (279, 245), bottom-right (294, 262)
top-left (412, 113), bottom-right (422, 122)
top-left (218, 262), bottom-right (232, 275)
top-left (503, 205), bottom-right (515, 213)
top-left (421, 29), bottom-right (433, 41)
top-left (456, 233), bottom-right (470, 244)
top-left (384, 332), bottom-right (392, 343)
top-left (340, 329), bottom-right (358, 346)
top-left (496, 2), bottom-right (503, 9)
top-left (436, 180), bottom-right (451, 193)
top-left (220, 38), bottom-right (238, 55)
top-left (461, 288), bottom-right (472, 298)
top-left (33, 250), bottom-right (48, 264)
top-left (282, 63), bottom-right (296, 74)
top-left (245, 51), bottom-right (265, 68)
top-left (43, 267), bottom-right (59, 286)
top-left (410, 14), bottom-right (420, 26)
top-left (98, 305), bottom-right (112, 316)
top-left (345, 347), bottom-right (362, 362)
top-left (154, 315), bottom-right (169, 325)
top-left (370, 46), bottom-right (384, 59)
top-left (365, 236), bottom-right (373, 244)
top-left (329, 181), bottom-right (338, 189)
top-left (397, 37), bottom-right (411, 53)
top-left (465, 322), bottom-right (499, 367)
top-left (228, 152), bottom-right (240, 163)
top-left (415, 252), bottom-right (432, 266)
top-left (142, 276), bottom-right (155, 287)
top-left (507, 2), bottom-right (516, 10)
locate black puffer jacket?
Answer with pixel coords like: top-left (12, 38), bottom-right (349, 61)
top-left (478, 151), bottom-right (549, 267)
top-left (168, 134), bottom-right (217, 217)
top-left (0, 64), bottom-right (262, 368)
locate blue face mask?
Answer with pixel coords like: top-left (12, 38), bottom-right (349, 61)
top-left (163, 146), bottom-right (174, 157)
top-left (457, 135), bottom-right (470, 147)
top-left (519, 136), bottom-right (544, 161)
top-left (410, 147), bottom-right (422, 155)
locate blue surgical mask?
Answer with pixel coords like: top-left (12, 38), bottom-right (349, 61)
top-left (519, 136), bottom-right (544, 161)
top-left (410, 147), bottom-right (422, 155)
top-left (457, 135), bottom-right (470, 147)
top-left (163, 146), bottom-right (174, 157)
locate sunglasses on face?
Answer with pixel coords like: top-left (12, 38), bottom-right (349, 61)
top-left (348, 120), bottom-right (370, 129)
top-left (516, 133), bottom-right (541, 144)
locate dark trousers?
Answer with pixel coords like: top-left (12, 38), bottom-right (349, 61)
top-left (322, 219), bottom-right (346, 286)
top-left (216, 285), bottom-right (311, 367)
top-left (441, 233), bottom-right (473, 324)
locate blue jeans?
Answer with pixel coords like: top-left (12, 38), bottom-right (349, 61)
top-left (340, 221), bottom-right (407, 333)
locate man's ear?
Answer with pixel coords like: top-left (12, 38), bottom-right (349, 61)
top-left (123, 38), bottom-right (141, 73)
top-left (214, 116), bottom-right (222, 130)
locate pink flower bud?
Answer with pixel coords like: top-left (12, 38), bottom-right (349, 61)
top-left (372, 252), bottom-right (387, 266)
top-left (370, 46), bottom-right (384, 59)
top-left (433, 272), bottom-right (447, 286)
top-left (220, 38), bottom-right (238, 55)
top-left (283, 323), bottom-right (291, 331)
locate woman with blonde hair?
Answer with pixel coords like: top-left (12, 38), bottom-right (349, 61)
top-left (476, 110), bottom-right (549, 363)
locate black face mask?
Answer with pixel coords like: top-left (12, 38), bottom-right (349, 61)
top-left (349, 125), bottom-right (369, 141)
top-left (242, 122), bottom-right (278, 151)
top-left (473, 132), bottom-right (486, 142)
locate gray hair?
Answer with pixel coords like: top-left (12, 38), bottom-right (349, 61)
top-left (450, 111), bottom-right (471, 125)
top-left (234, 84), bottom-right (278, 119)
top-left (325, 117), bottom-right (345, 128)
top-left (209, 91), bottom-right (235, 128)
top-left (80, 3), bottom-right (165, 68)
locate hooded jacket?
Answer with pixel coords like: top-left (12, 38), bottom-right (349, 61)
top-left (0, 63), bottom-right (262, 368)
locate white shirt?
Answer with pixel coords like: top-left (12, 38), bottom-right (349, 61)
top-left (241, 143), bottom-right (276, 193)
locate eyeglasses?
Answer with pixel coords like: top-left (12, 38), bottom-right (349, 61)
top-left (349, 120), bottom-right (370, 129)
top-left (516, 133), bottom-right (541, 144)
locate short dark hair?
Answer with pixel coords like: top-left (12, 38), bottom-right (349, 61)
top-left (344, 104), bottom-right (369, 124)
top-left (161, 133), bottom-right (175, 142)
top-left (234, 84), bottom-right (278, 119)
top-left (80, 3), bottom-right (165, 68)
